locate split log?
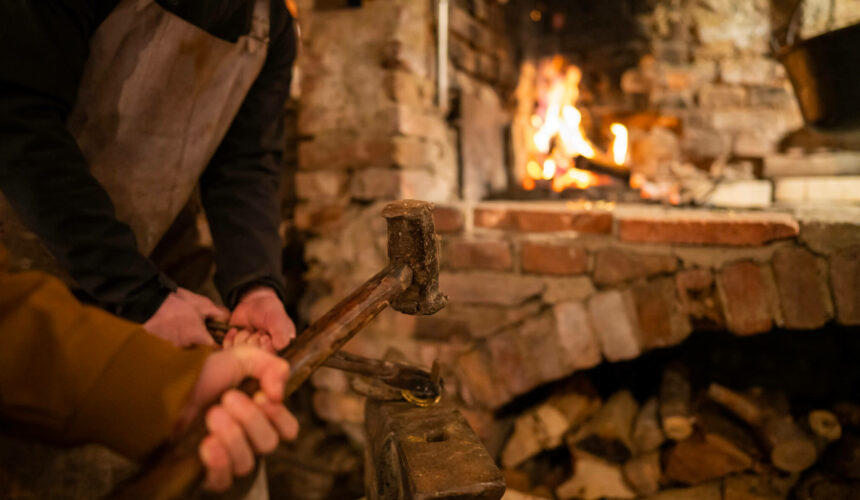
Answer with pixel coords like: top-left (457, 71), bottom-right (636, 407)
top-left (643, 482), bottom-right (722, 500)
top-left (663, 399), bottom-right (758, 484)
top-left (808, 409), bottom-right (842, 442)
top-left (810, 409), bottom-right (842, 441)
top-left (708, 383), bottom-right (817, 473)
top-left (567, 390), bottom-right (638, 463)
top-left (660, 363), bottom-right (694, 441)
top-left (663, 428), bottom-right (754, 484)
top-left (555, 452), bottom-right (636, 500)
top-left (633, 398), bottom-right (665, 453)
top-left (622, 451), bottom-right (662, 496)
top-left (723, 473), bottom-right (799, 500)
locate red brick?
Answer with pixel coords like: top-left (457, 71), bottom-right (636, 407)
top-left (587, 291), bottom-right (642, 361)
top-left (433, 205), bottom-right (465, 234)
top-left (521, 242), bottom-right (588, 275)
top-left (717, 261), bottom-right (775, 335)
top-left (475, 205), bottom-right (613, 233)
top-left (830, 245), bottom-right (860, 325)
top-left (772, 247), bottom-right (833, 329)
top-left (593, 249), bottom-right (678, 286)
top-left (618, 212), bottom-right (799, 246)
top-left (446, 238), bottom-right (513, 271)
top-left (630, 278), bottom-right (692, 350)
top-left (440, 272), bottom-right (545, 306)
top-left (675, 268), bottom-right (724, 330)
top-left (456, 347), bottom-right (510, 409)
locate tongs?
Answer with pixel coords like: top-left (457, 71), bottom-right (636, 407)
top-left (206, 319), bottom-right (443, 407)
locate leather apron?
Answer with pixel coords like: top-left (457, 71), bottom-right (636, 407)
top-left (0, 0), bottom-right (271, 497)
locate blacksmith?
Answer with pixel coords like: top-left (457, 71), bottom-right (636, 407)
top-left (0, 0), bottom-right (298, 350)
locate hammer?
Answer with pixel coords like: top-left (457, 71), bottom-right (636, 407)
top-left (108, 200), bottom-right (447, 500)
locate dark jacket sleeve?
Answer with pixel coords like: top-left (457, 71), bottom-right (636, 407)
top-left (200, 2), bottom-right (297, 308)
top-left (0, 248), bottom-right (210, 460)
top-left (0, 0), bottom-right (173, 323)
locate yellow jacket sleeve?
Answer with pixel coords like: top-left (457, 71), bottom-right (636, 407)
top-left (0, 252), bottom-right (211, 459)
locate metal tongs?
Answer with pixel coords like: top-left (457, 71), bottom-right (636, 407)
top-left (206, 319), bottom-right (443, 407)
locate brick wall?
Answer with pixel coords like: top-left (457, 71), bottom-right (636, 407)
top-left (309, 201), bottom-right (860, 441)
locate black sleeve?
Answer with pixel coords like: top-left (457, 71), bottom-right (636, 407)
top-left (200, 2), bottom-right (296, 308)
top-left (0, 0), bottom-right (173, 323)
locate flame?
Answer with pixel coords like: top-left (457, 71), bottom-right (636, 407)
top-left (610, 123), bottom-right (628, 166)
top-left (520, 57), bottom-right (629, 191)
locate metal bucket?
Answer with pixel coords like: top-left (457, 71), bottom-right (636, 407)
top-left (777, 22), bottom-right (860, 130)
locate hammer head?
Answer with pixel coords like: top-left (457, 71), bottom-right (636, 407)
top-left (382, 200), bottom-right (448, 315)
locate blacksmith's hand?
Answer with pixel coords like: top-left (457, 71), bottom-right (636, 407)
top-left (229, 287), bottom-right (296, 352)
top-left (222, 328), bottom-right (274, 352)
top-left (178, 346), bottom-right (299, 492)
top-left (143, 288), bottom-right (231, 347)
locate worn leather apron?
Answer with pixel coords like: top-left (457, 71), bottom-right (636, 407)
top-left (0, 0), bottom-right (271, 497)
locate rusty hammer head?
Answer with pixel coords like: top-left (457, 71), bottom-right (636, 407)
top-left (382, 200), bottom-right (448, 315)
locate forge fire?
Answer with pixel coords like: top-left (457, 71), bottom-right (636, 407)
top-left (516, 56), bottom-right (629, 192)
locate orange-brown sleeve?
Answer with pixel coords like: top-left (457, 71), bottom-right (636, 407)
top-left (0, 260), bottom-right (211, 459)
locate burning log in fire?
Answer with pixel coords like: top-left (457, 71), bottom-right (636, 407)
top-left (515, 56), bottom-right (629, 193)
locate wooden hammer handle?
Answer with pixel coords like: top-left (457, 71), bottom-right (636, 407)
top-left (109, 264), bottom-right (413, 500)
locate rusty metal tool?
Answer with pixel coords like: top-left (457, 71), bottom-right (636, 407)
top-left (207, 313), bottom-right (443, 405)
top-left (108, 200), bottom-right (447, 500)
top-left (365, 399), bottom-right (505, 500)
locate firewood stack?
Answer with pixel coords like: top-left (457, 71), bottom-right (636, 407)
top-left (499, 367), bottom-right (860, 500)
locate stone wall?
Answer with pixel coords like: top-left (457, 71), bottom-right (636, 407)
top-left (308, 200), bottom-right (860, 450)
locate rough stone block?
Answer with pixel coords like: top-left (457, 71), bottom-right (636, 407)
top-left (475, 204), bottom-right (613, 233)
top-left (765, 151), bottom-right (860, 177)
top-left (446, 238), bottom-right (513, 271)
top-left (702, 180), bottom-right (772, 209)
top-left (698, 84), bottom-right (748, 108)
top-left (771, 247), bottom-right (833, 329)
top-left (749, 85), bottom-right (796, 109)
top-left (675, 268), bottom-right (724, 329)
top-left (774, 176), bottom-right (860, 204)
top-left (618, 209), bottom-right (799, 246)
top-left (542, 277), bottom-right (596, 303)
top-left (299, 136), bottom-right (394, 170)
top-left (432, 205), bottom-right (465, 234)
top-left (799, 219), bottom-right (860, 255)
top-left (521, 242), bottom-right (588, 275)
top-left (460, 92), bottom-right (508, 200)
top-left (717, 260), bottom-right (777, 335)
top-left (349, 168), bottom-right (452, 202)
top-left (830, 245), bottom-right (860, 325)
top-left (721, 57), bottom-right (781, 86)
top-left (456, 347), bottom-right (510, 408)
top-left (312, 390), bottom-right (365, 425)
top-left (593, 249), bottom-right (678, 286)
top-left (516, 313), bottom-right (569, 387)
top-left (295, 171), bottom-right (350, 201)
top-left (487, 326), bottom-right (539, 397)
top-left (440, 272), bottom-right (545, 306)
top-left (419, 301), bottom-right (542, 339)
top-left (554, 301), bottom-right (603, 371)
top-left (294, 201), bottom-right (350, 234)
top-left (587, 291), bottom-right (642, 362)
top-left (630, 278), bottom-right (692, 350)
